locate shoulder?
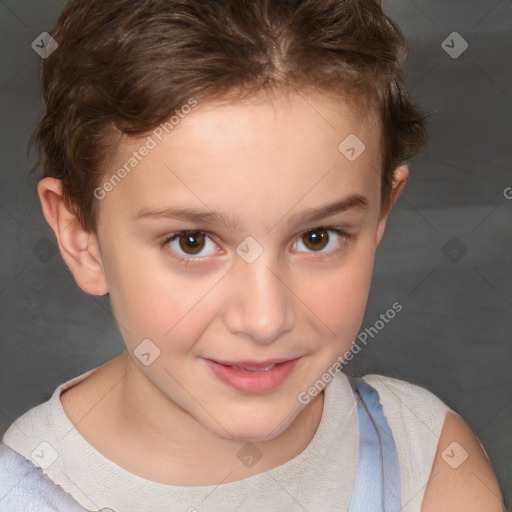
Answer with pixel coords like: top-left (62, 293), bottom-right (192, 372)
top-left (359, 374), bottom-right (457, 509)
top-left (359, 373), bottom-right (456, 456)
top-left (422, 411), bottom-right (505, 511)
top-left (2, 364), bottom-right (104, 458)
top-left (361, 373), bottom-right (456, 439)
top-left (0, 442), bottom-right (87, 512)
top-left (362, 373), bottom-right (453, 410)
top-left (1, 398), bottom-right (53, 461)
top-left (361, 374), bottom-right (505, 511)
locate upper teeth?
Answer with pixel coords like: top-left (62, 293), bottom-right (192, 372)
top-left (231, 364), bottom-right (276, 372)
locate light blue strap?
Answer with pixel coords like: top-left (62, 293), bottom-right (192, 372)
top-left (1, 376), bottom-right (401, 511)
top-left (0, 442), bottom-right (114, 512)
top-left (346, 376), bottom-right (401, 512)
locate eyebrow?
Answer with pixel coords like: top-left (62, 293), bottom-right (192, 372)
top-left (135, 193), bottom-right (369, 230)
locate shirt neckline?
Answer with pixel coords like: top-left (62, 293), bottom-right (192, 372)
top-left (48, 363), bottom-right (359, 510)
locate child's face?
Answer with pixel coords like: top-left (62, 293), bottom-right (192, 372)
top-left (91, 90), bottom-right (397, 441)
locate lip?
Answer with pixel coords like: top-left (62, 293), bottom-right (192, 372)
top-left (209, 357), bottom-right (299, 369)
top-left (203, 357), bottom-right (301, 394)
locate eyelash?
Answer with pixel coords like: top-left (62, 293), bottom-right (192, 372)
top-left (161, 227), bottom-right (354, 266)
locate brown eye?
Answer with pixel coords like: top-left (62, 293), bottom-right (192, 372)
top-left (292, 227), bottom-right (348, 258)
top-left (163, 230), bottom-right (218, 261)
top-left (176, 231), bottom-right (206, 255)
top-left (301, 228), bottom-right (330, 251)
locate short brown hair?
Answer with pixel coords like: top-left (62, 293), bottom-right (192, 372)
top-left (31, 0), bottom-right (430, 232)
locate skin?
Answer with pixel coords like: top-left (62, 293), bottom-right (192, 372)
top-left (38, 89), bottom-right (504, 509)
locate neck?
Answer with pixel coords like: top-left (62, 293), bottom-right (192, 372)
top-left (112, 351), bottom-right (325, 486)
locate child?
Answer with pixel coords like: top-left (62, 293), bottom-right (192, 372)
top-left (0, 0), bottom-right (505, 510)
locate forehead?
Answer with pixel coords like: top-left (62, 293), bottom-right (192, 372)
top-left (99, 90), bottom-right (383, 223)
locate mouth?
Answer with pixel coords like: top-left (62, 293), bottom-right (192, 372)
top-left (203, 357), bottom-right (302, 393)
top-left (208, 358), bottom-right (299, 371)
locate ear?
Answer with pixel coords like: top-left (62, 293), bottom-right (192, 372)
top-left (375, 165), bottom-right (409, 248)
top-left (37, 177), bottom-right (108, 296)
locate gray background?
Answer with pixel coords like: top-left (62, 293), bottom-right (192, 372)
top-left (0, 0), bottom-right (511, 507)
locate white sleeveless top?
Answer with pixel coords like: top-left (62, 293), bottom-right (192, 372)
top-left (1, 367), bottom-right (456, 511)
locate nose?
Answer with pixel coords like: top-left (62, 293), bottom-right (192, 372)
top-left (224, 251), bottom-right (295, 344)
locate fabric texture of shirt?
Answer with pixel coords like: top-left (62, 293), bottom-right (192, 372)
top-left (1, 366), bottom-right (457, 511)
top-left (0, 375), bottom-right (399, 511)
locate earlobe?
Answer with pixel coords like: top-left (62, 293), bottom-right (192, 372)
top-left (375, 165), bottom-right (409, 248)
top-left (37, 177), bottom-right (108, 296)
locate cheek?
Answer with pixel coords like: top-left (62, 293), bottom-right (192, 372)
top-left (103, 232), bottom-right (375, 355)
top-left (103, 246), bottom-right (208, 350)
top-left (300, 242), bottom-right (375, 338)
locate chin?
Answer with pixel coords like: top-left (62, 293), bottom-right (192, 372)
top-left (215, 426), bottom-right (286, 443)
top-left (205, 406), bottom-right (300, 443)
